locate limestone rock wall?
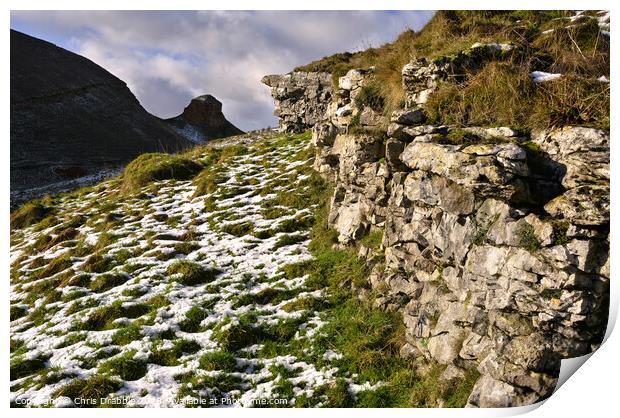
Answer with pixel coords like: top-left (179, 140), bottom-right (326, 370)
top-left (262, 72), bottom-right (333, 132)
top-left (264, 45), bottom-right (610, 407)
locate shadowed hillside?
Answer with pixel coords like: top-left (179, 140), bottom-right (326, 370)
top-left (10, 30), bottom-right (193, 208)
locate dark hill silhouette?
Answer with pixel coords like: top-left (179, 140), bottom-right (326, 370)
top-left (10, 29), bottom-right (192, 206)
top-left (165, 94), bottom-right (243, 143)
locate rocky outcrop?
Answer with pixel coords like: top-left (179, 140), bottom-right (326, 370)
top-left (262, 72), bottom-right (332, 132)
top-left (401, 42), bottom-right (515, 108)
top-left (165, 94), bottom-right (243, 143)
top-left (264, 42), bottom-right (609, 407)
top-left (10, 30), bottom-right (193, 208)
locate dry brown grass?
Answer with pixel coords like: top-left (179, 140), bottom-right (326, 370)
top-left (426, 60), bottom-right (609, 130)
top-left (295, 11), bottom-right (609, 131)
top-left (426, 62), bottom-right (533, 128)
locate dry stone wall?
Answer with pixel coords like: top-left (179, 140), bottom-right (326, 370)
top-left (264, 45), bottom-right (609, 407)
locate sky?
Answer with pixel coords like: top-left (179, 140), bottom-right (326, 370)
top-left (10, 10), bottom-right (435, 131)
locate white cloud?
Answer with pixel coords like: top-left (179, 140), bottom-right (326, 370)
top-left (11, 10), bottom-right (435, 130)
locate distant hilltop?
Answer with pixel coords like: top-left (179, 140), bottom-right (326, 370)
top-left (10, 29), bottom-right (241, 207)
top-left (165, 94), bottom-right (243, 144)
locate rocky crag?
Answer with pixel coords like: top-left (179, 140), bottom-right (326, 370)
top-left (263, 40), bottom-right (610, 407)
top-left (262, 72), bottom-right (333, 132)
top-left (165, 94), bottom-right (243, 144)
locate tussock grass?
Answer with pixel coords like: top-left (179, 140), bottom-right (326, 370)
top-left (199, 350), bottom-right (237, 372)
top-left (167, 260), bottom-right (220, 286)
top-left (53, 376), bottom-right (123, 407)
top-left (80, 301), bottom-right (150, 331)
top-left (10, 202), bottom-right (53, 230)
top-left (426, 60), bottom-right (609, 130)
top-left (178, 306), bottom-right (209, 333)
top-left (111, 325), bottom-right (142, 346)
top-left (296, 11), bottom-right (609, 130)
top-left (121, 153), bottom-right (203, 194)
top-left (10, 355), bottom-right (48, 380)
top-left (99, 350), bottom-right (147, 381)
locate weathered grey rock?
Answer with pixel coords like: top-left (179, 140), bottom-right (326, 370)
top-left (390, 108), bottom-right (425, 125)
top-left (466, 246), bottom-right (509, 277)
top-left (333, 201), bottom-right (367, 244)
top-left (486, 214), bottom-right (554, 247)
top-left (263, 47), bottom-right (609, 408)
top-left (338, 67), bottom-right (374, 91)
top-left (400, 141), bottom-right (529, 202)
top-left (262, 71), bottom-right (332, 132)
top-left (463, 126), bottom-right (518, 140)
top-left (428, 303), bottom-right (470, 364)
top-left (466, 373), bottom-right (540, 408)
top-left (544, 185), bottom-right (609, 226)
top-left (311, 121), bottom-right (338, 147)
top-left (440, 365), bottom-right (466, 381)
top-left (432, 212), bottom-right (475, 262)
top-left (404, 171), bottom-right (475, 215)
top-left (385, 138), bottom-right (408, 171)
top-left (532, 127), bottom-right (609, 189)
top-left (387, 123), bottom-right (446, 140)
top-left (359, 107), bottom-right (386, 128)
top-left (332, 134), bottom-right (384, 178)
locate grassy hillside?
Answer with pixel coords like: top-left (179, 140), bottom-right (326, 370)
top-left (10, 131), bottom-right (476, 407)
top-left (296, 10), bottom-right (609, 131)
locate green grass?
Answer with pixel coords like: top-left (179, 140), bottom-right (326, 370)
top-left (360, 229), bottom-right (383, 249)
top-left (36, 253), bottom-right (73, 279)
top-left (166, 260), bottom-right (220, 286)
top-left (178, 306), bottom-right (209, 333)
top-left (273, 234), bottom-right (306, 250)
top-left (199, 350), bottom-right (237, 372)
top-left (80, 302), bottom-right (150, 331)
top-left (54, 375), bottom-right (123, 407)
top-left (99, 350), bottom-right (147, 381)
top-left (10, 355), bottom-right (48, 380)
top-left (111, 325), bottom-right (142, 345)
top-left (10, 202), bottom-right (53, 230)
top-left (10, 305), bottom-right (28, 321)
top-left (150, 339), bottom-right (201, 366)
top-left (82, 253), bottom-right (115, 274)
top-left (296, 11), bottom-right (608, 131)
top-left (211, 318), bottom-right (261, 351)
top-left (89, 273), bottom-right (128, 292)
top-left (220, 221), bottom-right (254, 237)
top-left (121, 153), bottom-right (203, 194)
